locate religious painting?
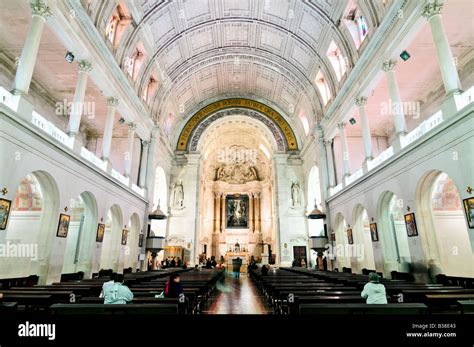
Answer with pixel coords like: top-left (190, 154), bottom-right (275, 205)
top-left (463, 197), bottom-right (474, 229)
top-left (138, 233), bottom-right (144, 247)
top-left (56, 214), bottom-right (70, 238)
top-left (96, 223), bottom-right (105, 243)
top-left (404, 213), bottom-right (418, 237)
top-left (226, 195), bottom-right (249, 228)
top-left (346, 229), bottom-right (353, 244)
top-left (370, 223), bottom-right (379, 242)
top-left (121, 229), bottom-right (128, 245)
top-left (0, 198), bottom-right (12, 230)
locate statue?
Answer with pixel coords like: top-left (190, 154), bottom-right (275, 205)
top-left (172, 181), bottom-right (184, 208)
top-left (215, 163), bottom-right (258, 184)
top-left (291, 182), bottom-right (301, 207)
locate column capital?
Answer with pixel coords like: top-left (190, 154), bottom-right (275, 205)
top-left (141, 139), bottom-right (150, 147)
top-left (78, 60), bottom-right (93, 73)
top-left (382, 59), bottom-right (397, 72)
top-left (323, 139), bottom-right (333, 147)
top-left (336, 122), bottom-right (346, 130)
top-left (422, 2), bottom-right (443, 19)
top-left (128, 122), bottom-right (137, 131)
top-left (355, 96), bottom-right (367, 107)
top-left (107, 96), bottom-right (119, 107)
top-left (30, 0), bottom-right (52, 18)
top-left (313, 124), bottom-right (324, 139)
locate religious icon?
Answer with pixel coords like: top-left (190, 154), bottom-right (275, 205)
top-left (463, 197), bottom-right (474, 229)
top-left (346, 228), bottom-right (353, 244)
top-left (404, 213), bottom-right (418, 237)
top-left (96, 223), bottom-right (105, 243)
top-left (226, 195), bottom-right (249, 228)
top-left (172, 181), bottom-right (184, 208)
top-left (290, 182), bottom-right (301, 207)
top-left (138, 233), bottom-right (144, 247)
top-left (369, 223), bottom-right (379, 242)
top-left (56, 214), bottom-right (70, 238)
top-left (0, 198), bottom-right (12, 230)
top-left (121, 229), bottom-right (128, 245)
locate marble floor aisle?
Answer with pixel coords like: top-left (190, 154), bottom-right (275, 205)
top-left (204, 273), bottom-right (271, 314)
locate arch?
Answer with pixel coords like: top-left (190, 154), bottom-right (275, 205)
top-left (99, 204), bottom-right (123, 272)
top-left (334, 212), bottom-right (350, 270)
top-left (377, 191), bottom-right (411, 276)
top-left (0, 171), bottom-right (59, 284)
top-left (351, 204), bottom-right (376, 273)
top-left (176, 99), bottom-right (298, 152)
top-left (124, 213), bottom-right (141, 272)
top-left (416, 170), bottom-right (473, 278)
top-left (61, 191), bottom-right (98, 278)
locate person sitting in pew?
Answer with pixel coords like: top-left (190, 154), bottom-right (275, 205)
top-left (103, 274), bottom-right (134, 304)
top-left (99, 272), bottom-right (117, 298)
top-left (361, 273), bottom-right (387, 304)
top-left (261, 265), bottom-right (269, 276)
top-left (164, 274), bottom-right (183, 298)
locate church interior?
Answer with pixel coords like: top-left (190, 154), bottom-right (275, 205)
top-left (0, 0), bottom-right (473, 343)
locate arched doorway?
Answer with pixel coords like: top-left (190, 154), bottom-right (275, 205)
top-left (334, 212), bottom-right (350, 270)
top-left (417, 171), bottom-right (473, 277)
top-left (61, 192), bottom-right (98, 277)
top-left (99, 204), bottom-right (123, 272)
top-left (124, 213), bottom-right (141, 271)
top-left (307, 165), bottom-right (324, 267)
top-left (377, 191), bottom-right (411, 276)
top-left (0, 171), bottom-right (59, 284)
top-left (352, 204), bottom-right (376, 273)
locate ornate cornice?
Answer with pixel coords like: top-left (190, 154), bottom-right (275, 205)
top-left (422, 2), bottom-right (443, 19)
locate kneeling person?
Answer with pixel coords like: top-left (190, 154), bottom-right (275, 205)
top-left (361, 272), bottom-right (387, 304)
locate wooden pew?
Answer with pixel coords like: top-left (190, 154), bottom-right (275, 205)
top-left (298, 303), bottom-right (428, 315)
top-left (457, 300), bottom-right (474, 314)
top-left (50, 303), bottom-right (179, 315)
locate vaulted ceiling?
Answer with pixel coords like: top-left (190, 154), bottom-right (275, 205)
top-left (114, 0), bottom-right (376, 140)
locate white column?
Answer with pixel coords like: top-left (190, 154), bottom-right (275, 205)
top-left (102, 97), bottom-right (118, 162)
top-left (145, 126), bottom-right (159, 204)
top-left (138, 140), bottom-right (150, 188)
top-left (382, 60), bottom-right (407, 138)
top-left (422, 3), bottom-right (462, 95)
top-left (67, 60), bottom-right (92, 136)
top-left (315, 125), bottom-right (330, 200)
top-left (249, 193), bottom-right (254, 232)
top-left (12, 1), bottom-right (51, 95)
top-left (422, 2), bottom-right (463, 115)
top-left (324, 139), bottom-right (336, 187)
top-left (124, 122), bottom-right (136, 178)
top-left (355, 96), bottom-right (373, 169)
top-left (337, 122), bottom-right (351, 180)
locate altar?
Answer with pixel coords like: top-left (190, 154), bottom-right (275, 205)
top-left (225, 252), bottom-right (249, 273)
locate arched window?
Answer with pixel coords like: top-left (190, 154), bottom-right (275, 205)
top-left (125, 43), bottom-right (147, 82)
top-left (343, 1), bottom-right (369, 49)
top-left (105, 3), bottom-right (131, 47)
top-left (315, 69), bottom-right (332, 105)
top-left (326, 41), bottom-right (347, 81)
top-left (142, 75), bottom-right (159, 104)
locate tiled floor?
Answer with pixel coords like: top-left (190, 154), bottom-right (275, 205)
top-left (204, 273), bottom-right (271, 314)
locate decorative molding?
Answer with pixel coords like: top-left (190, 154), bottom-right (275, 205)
top-left (177, 99), bottom-right (298, 152)
top-left (336, 122), bottom-right (346, 130)
top-left (128, 122), bottom-right (137, 131)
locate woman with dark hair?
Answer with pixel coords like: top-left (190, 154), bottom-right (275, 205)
top-left (164, 273), bottom-right (183, 298)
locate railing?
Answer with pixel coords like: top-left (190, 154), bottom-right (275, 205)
top-left (345, 168), bottom-right (364, 186)
top-left (401, 111), bottom-right (443, 148)
top-left (111, 168), bottom-right (130, 186)
top-left (132, 183), bottom-right (145, 197)
top-left (80, 147), bottom-right (107, 171)
top-left (31, 111), bottom-right (74, 149)
top-left (367, 146), bottom-right (394, 171)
